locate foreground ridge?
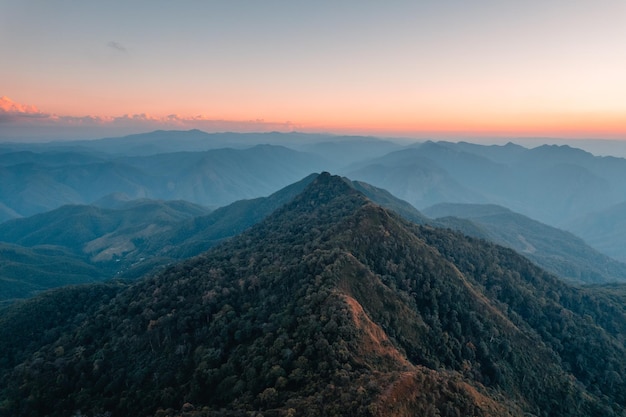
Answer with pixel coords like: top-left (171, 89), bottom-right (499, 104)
top-left (1, 173), bottom-right (626, 417)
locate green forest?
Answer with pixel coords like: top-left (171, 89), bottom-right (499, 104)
top-left (2, 173), bottom-right (626, 417)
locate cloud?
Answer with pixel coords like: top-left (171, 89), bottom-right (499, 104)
top-left (0, 96), bottom-right (49, 122)
top-left (0, 97), bottom-right (300, 140)
top-left (107, 41), bottom-right (127, 52)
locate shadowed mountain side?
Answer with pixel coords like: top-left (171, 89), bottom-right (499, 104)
top-left (0, 150), bottom-right (106, 167)
top-left (299, 137), bottom-right (403, 167)
top-left (0, 173), bottom-right (428, 300)
top-left (0, 203), bottom-right (20, 224)
top-left (345, 141), bottom-right (626, 227)
top-left (0, 201), bottom-right (210, 301)
top-left (345, 160), bottom-right (484, 209)
top-left (0, 200), bottom-right (211, 254)
top-left (0, 243), bottom-right (107, 302)
top-left (566, 201), bottom-right (626, 263)
top-left (0, 144), bottom-right (328, 219)
top-left (135, 174), bottom-right (320, 262)
top-left (424, 203), bottom-right (626, 284)
top-left (349, 180), bottom-right (429, 225)
top-left (2, 173), bottom-right (626, 416)
top-left (130, 174), bottom-right (428, 276)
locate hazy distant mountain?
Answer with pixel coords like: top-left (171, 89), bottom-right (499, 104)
top-left (0, 129), bottom-right (395, 157)
top-left (0, 161), bottom-right (154, 218)
top-left (89, 130), bottom-right (372, 155)
top-left (0, 144), bottom-right (327, 219)
top-left (347, 140), bottom-right (626, 228)
top-left (345, 157), bottom-right (484, 209)
top-left (299, 136), bottom-right (404, 167)
top-left (0, 150), bottom-right (105, 166)
top-left (0, 203), bottom-right (20, 224)
top-left (566, 201), bottom-right (626, 263)
top-left (2, 173), bottom-right (626, 416)
top-left (424, 203), bottom-right (626, 284)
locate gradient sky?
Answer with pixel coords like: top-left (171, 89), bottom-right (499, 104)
top-left (1, 0), bottom-right (625, 140)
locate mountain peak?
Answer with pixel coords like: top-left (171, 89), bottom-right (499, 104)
top-left (285, 171), bottom-right (364, 209)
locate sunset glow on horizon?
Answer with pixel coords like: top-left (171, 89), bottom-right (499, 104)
top-left (1, 1), bottom-right (625, 141)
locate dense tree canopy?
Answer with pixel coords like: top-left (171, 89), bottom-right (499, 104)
top-left (1, 173), bottom-right (626, 417)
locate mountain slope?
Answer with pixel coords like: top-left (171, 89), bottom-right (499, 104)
top-left (0, 243), bottom-right (106, 303)
top-left (424, 203), bottom-right (626, 284)
top-left (566, 201), bottom-right (626, 263)
top-left (0, 173), bottom-right (425, 300)
top-left (0, 200), bottom-right (210, 301)
top-left (2, 173), bottom-right (626, 416)
top-left (0, 144), bottom-right (327, 219)
top-left (346, 141), bottom-right (626, 228)
top-left (0, 200), bottom-right (211, 257)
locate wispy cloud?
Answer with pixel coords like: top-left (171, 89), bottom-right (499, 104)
top-left (107, 41), bottom-right (127, 53)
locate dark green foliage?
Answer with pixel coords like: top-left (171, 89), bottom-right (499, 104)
top-left (0, 200), bottom-right (211, 301)
top-left (1, 173), bottom-right (626, 417)
top-left (0, 243), bottom-right (106, 301)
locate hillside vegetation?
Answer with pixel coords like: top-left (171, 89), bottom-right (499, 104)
top-left (2, 173), bottom-right (626, 416)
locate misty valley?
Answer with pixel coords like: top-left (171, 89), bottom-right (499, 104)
top-left (2, 130), bottom-right (626, 416)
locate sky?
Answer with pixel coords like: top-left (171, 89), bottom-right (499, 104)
top-left (1, 0), bottom-right (625, 141)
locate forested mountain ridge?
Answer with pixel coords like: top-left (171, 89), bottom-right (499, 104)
top-left (0, 173), bottom-right (428, 301)
top-left (2, 173), bottom-right (626, 416)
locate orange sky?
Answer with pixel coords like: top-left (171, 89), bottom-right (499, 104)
top-left (1, 1), bottom-right (625, 141)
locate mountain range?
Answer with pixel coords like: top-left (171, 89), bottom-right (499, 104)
top-left (0, 173), bottom-right (430, 302)
top-left (424, 203), bottom-right (626, 284)
top-left (4, 130), bottom-right (626, 265)
top-left (344, 140), bottom-right (626, 228)
top-left (2, 173), bottom-right (626, 416)
top-left (4, 168), bottom-right (626, 303)
top-left (0, 143), bottom-right (327, 220)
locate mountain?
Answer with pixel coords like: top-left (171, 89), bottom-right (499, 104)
top-left (0, 200), bottom-right (211, 302)
top-left (345, 155), bottom-right (484, 209)
top-left (53, 130), bottom-right (346, 156)
top-left (299, 136), bottom-right (403, 167)
top-left (0, 150), bottom-right (105, 167)
top-left (0, 203), bottom-right (19, 224)
top-left (117, 174), bottom-right (427, 277)
top-left (0, 200), bottom-right (211, 256)
top-left (0, 144), bottom-right (327, 219)
top-left (345, 141), bottom-right (626, 227)
top-left (424, 203), bottom-right (626, 284)
top-left (2, 173), bottom-right (626, 416)
top-left (0, 173), bottom-right (425, 301)
top-left (0, 243), bottom-right (106, 303)
top-left (566, 201), bottom-right (626, 263)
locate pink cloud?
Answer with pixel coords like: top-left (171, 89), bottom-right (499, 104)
top-left (0, 96), bottom-right (49, 122)
top-left (0, 96), bottom-right (299, 140)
